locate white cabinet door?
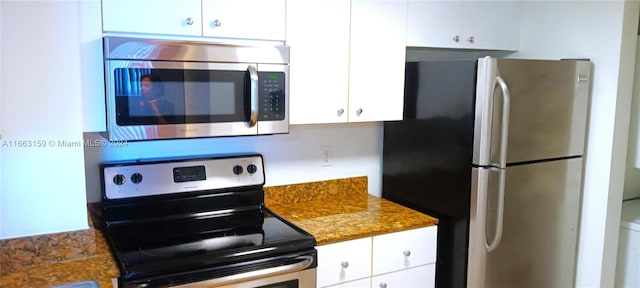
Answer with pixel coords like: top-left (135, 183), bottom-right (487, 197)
top-left (287, 0), bottom-right (350, 124)
top-left (616, 227), bottom-right (640, 288)
top-left (316, 237), bottom-right (373, 288)
top-left (460, 1), bottom-right (519, 50)
top-left (372, 226), bottom-right (437, 275)
top-left (406, 0), bottom-right (519, 51)
top-left (202, 0), bottom-right (285, 41)
top-left (102, 0), bottom-right (202, 36)
top-left (370, 264), bottom-right (436, 288)
top-left (325, 277), bottom-right (371, 288)
top-left (406, 1), bottom-right (463, 48)
top-left (349, 0), bottom-right (407, 122)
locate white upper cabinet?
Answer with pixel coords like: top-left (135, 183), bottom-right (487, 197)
top-left (406, 1), bottom-right (463, 48)
top-left (288, 0), bottom-right (407, 124)
top-left (349, 0), bottom-right (407, 122)
top-left (202, 0), bottom-right (285, 41)
top-left (102, 0), bottom-right (285, 41)
top-left (102, 0), bottom-right (202, 36)
top-left (407, 0), bottom-right (520, 50)
top-left (461, 1), bottom-right (519, 50)
top-left (287, 0), bottom-right (351, 124)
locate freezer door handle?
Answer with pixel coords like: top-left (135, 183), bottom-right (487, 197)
top-left (492, 76), bottom-right (511, 169)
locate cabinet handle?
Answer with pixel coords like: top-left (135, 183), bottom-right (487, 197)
top-left (211, 19), bottom-right (222, 27)
top-left (337, 108), bottom-right (344, 117)
top-left (356, 108), bottom-right (363, 116)
top-left (403, 250), bottom-right (411, 257)
top-left (379, 283), bottom-right (388, 288)
top-left (577, 75), bottom-right (589, 83)
top-left (467, 36), bottom-right (475, 43)
top-left (453, 35), bottom-right (460, 42)
top-left (185, 17), bottom-right (194, 26)
top-left (341, 261), bottom-right (349, 268)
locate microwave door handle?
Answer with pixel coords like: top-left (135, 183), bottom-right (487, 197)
top-left (247, 65), bottom-right (259, 128)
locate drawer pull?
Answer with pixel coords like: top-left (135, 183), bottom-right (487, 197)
top-left (379, 282), bottom-right (388, 288)
top-left (341, 261), bottom-right (349, 268)
top-left (403, 250), bottom-right (411, 257)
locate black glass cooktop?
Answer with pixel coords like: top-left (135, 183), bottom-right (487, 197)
top-left (100, 155), bottom-right (317, 287)
top-left (104, 209), bottom-right (316, 280)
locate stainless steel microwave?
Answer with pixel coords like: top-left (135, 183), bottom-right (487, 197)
top-left (102, 37), bottom-right (289, 141)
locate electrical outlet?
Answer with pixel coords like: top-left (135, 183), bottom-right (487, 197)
top-left (321, 145), bottom-right (333, 167)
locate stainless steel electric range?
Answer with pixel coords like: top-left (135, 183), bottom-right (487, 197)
top-left (99, 154), bottom-right (317, 288)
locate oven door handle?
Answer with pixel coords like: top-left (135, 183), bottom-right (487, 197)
top-left (171, 255), bottom-right (314, 288)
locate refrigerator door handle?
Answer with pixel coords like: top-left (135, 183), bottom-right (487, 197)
top-left (486, 167), bottom-right (506, 252)
top-left (486, 76), bottom-right (510, 252)
top-left (493, 76), bottom-right (511, 169)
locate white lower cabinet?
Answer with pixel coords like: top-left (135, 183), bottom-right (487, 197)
top-left (371, 264), bottom-right (435, 288)
top-left (372, 225), bottom-right (437, 275)
top-left (316, 226), bottom-right (437, 288)
top-left (325, 278), bottom-right (372, 288)
top-left (316, 237), bottom-right (373, 288)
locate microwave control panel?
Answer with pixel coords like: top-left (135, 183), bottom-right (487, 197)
top-left (259, 72), bottom-right (285, 121)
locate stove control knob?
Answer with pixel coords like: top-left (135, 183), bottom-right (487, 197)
top-left (233, 165), bottom-right (243, 175)
top-left (113, 174), bottom-right (126, 185)
top-left (130, 173), bottom-right (143, 184)
top-left (247, 164), bottom-right (258, 174)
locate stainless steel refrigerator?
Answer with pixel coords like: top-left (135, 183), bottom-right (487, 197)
top-left (382, 57), bottom-right (591, 288)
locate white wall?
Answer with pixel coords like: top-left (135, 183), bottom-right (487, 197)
top-left (0, 1), bottom-right (90, 239)
top-left (624, 37), bottom-right (640, 201)
top-left (0, 0), bottom-right (385, 240)
top-left (83, 123), bottom-right (384, 203)
top-left (513, 1), bottom-right (639, 287)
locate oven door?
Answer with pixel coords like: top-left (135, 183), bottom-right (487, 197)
top-left (188, 268), bottom-right (316, 288)
top-left (104, 60), bottom-right (288, 141)
top-left (171, 256), bottom-right (316, 288)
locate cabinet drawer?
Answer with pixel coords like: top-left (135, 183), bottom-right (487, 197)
top-left (324, 277), bottom-right (371, 288)
top-left (371, 264), bottom-right (435, 288)
top-left (316, 237), bottom-right (372, 288)
top-left (372, 226), bottom-right (437, 275)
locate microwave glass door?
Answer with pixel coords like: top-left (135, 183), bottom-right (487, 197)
top-left (105, 61), bottom-right (287, 140)
top-left (110, 62), bottom-right (253, 126)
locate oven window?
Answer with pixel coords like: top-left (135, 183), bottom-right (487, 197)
top-left (257, 279), bottom-right (298, 288)
top-left (113, 68), bottom-right (247, 125)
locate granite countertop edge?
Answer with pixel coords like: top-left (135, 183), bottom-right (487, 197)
top-left (266, 194), bottom-right (439, 246)
top-left (0, 226), bottom-right (119, 288)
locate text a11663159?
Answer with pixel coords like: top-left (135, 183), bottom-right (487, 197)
top-left (0, 137), bottom-right (128, 148)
